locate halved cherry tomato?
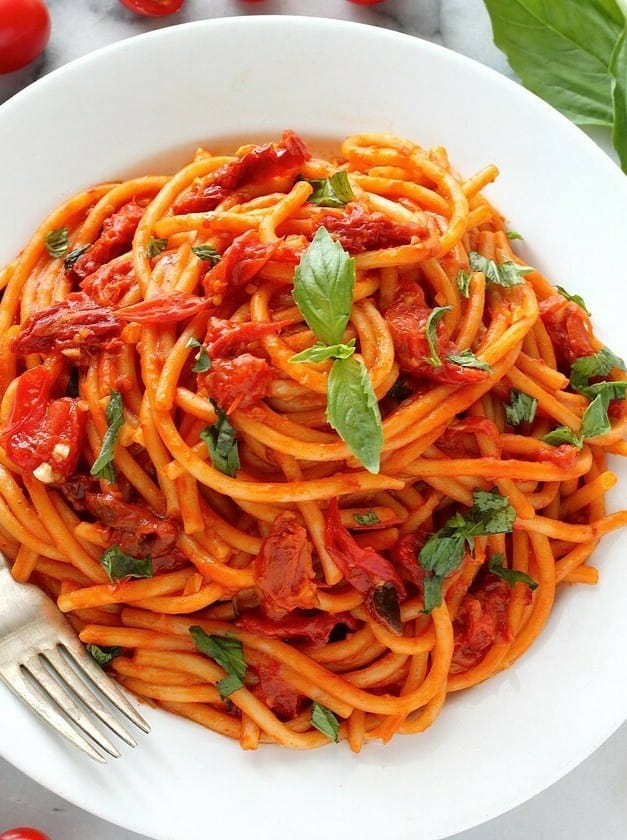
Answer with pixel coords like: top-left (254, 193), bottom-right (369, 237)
top-left (117, 0), bottom-right (184, 16)
top-left (0, 829), bottom-right (52, 840)
top-left (0, 0), bottom-right (51, 74)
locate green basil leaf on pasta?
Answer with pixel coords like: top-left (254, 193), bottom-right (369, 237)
top-left (305, 171), bottom-right (354, 207)
top-left (190, 627), bottom-right (246, 698)
top-left (424, 306), bottom-right (452, 367)
top-left (290, 339), bottom-right (356, 364)
top-left (200, 404), bottom-right (240, 477)
top-left (503, 389), bottom-right (538, 426)
top-left (100, 546), bottom-right (153, 583)
top-left (192, 244), bottom-right (221, 265)
top-left (64, 243), bottom-right (90, 269)
top-left (310, 702), bottom-right (340, 742)
top-left (555, 285), bottom-right (591, 315)
top-left (488, 554), bottom-right (538, 590)
top-left (445, 349), bottom-right (492, 372)
top-left (468, 250), bottom-right (533, 287)
top-left (146, 237), bottom-right (168, 258)
top-left (326, 355), bottom-right (383, 474)
top-left (293, 226), bottom-right (355, 346)
top-left (87, 645), bottom-right (123, 666)
top-left (90, 390), bottom-right (125, 484)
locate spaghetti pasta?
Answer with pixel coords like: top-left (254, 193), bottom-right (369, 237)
top-left (0, 131), bottom-right (626, 751)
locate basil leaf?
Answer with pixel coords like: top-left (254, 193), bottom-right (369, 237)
top-left (484, 0), bottom-right (624, 127)
top-left (100, 546), bottom-right (153, 582)
top-left (310, 702), bottom-right (340, 742)
top-left (326, 355), bottom-right (383, 474)
top-left (506, 230), bottom-right (524, 240)
top-left (503, 389), bottom-right (538, 426)
top-left (424, 306), bottom-right (452, 367)
top-left (579, 380), bottom-right (627, 402)
top-left (290, 339), bottom-right (356, 364)
top-left (90, 390), bottom-right (124, 483)
top-left (87, 644), bottom-right (123, 666)
top-left (186, 337), bottom-right (212, 373)
top-left (422, 574), bottom-right (444, 615)
top-left (64, 244), bottom-right (90, 269)
top-left (189, 627), bottom-right (246, 698)
top-left (580, 392), bottom-right (613, 439)
top-left (488, 554), bottom-right (538, 590)
top-left (293, 226), bottom-right (355, 346)
top-left (610, 25), bottom-right (627, 170)
top-left (555, 285), bottom-right (591, 316)
top-left (45, 227), bottom-right (69, 259)
top-left (542, 426), bottom-right (583, 448)
top-left (200, 404), bottom-right (240, 477)
top-left (464, 489), bottom-right (518, 535)
top-left (469, 251), bottom-right (533, 287)
top-left (305, 171), bottom-right (354, 207)
top-left (570, 347), bottom-right (626, 391)
top-left (192, 244), bottom-right (221, 265)
top-left (445, 349), bottom-right (492, 372)
top-left (353, 509), bottom-right (381, 526)
top-left (146, 237), bottom-right (168, 258)
top-left (456, 269), bottom-right (472, 298)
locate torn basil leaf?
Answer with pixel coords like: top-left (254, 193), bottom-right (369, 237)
top-left (90, 390), bottom-right (124, 484)
top-left (87, 644), bottom-right (123, 666)
top-left (488, 554), bottom-right (538, 590)
top-left (445, 349), bottom-right (492, 372)
top-left (200, 404), bottom-right (240, 477)
top-left (503, 389), bottom-right (537, 426)
top-left (290, 339), bottom-right (356, 364)
top-left (353, 509), bottom-right (381, 526)
top-left (424, 306), bottom-right (452, 367)
top-left (555, 285), bottom-right (591, 315)
top-left (64, 243), bottom-right (90, 269)
top-left (305, 171), bottom-right (354, 207)
top-left (190, 626), bottom-right (246, 698)
top-left (100, 546), bottom-right (153, 583)
top-left (468, 250), bottom-right (533, 287)
top-left (186, 337), bottom-right (212, 373)
top-left (146, 237), bottom-right (168, 258)
top-left (191, 243), bottom-right (221, 264)
top-left (310, 702), bottom-right (340, 742)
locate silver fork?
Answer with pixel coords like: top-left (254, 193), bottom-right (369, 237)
top-left (0, 551), bottom-right (149, 762)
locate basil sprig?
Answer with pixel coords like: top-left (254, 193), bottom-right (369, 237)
top-left (488, 554), bottom-right (538, 590)
top-left (291, 226), bottom-right (383, 473)
top-left (556, 285), bottom-right (591, 315)
top-left (418, 489), bottom-right (517, 613)
top-left (503, 389), bottom-right (538, 426)
top-left (100, 546), bottom-right (153, 583)
top-left (90, 390), bottom-right (125, 483)
top-left (186, 337), bottom-right (212, 373)
top-left (189, 626), bottom-right (247, 698)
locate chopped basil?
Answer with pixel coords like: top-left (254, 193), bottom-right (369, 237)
top-left (186, 337), bottom-right (212, 373)
top-left (87, 644), bottom-right (123, 666)
top-left (353, 509), bottom-right (381, 526)
top-left (456, 269), bottom-right (472, 298)
top-left (506, 230), bottom-right (523, 240)
top-left (45, 227), bottom-right (69, 259)
top-left (326, 355), bottom-right (383, 474)
top-left (418, 489), bottom-right (517, 613)
top-left (541, 425), bottom-right (583, 448)
top-left (580, 392), bottom-right (613, 439)
top-left (543, 380), bottom-right (627, 447)
top-left (90, 391), bottom-right (125, 483)
top-left (100, 546), bottom-right (153, 583)
top-left (189, 626), bottom-right (246, 698)
top-left (488, 554), bottom-right (538, 590)
top-left (146, 237), bottom-right (168, 258)
top-left (445, 349), bottom-right (492, 372)
top-left (310, 702), bottom-right (340, 742)
top-left (64, 243), bottom-right (90, 269)
top-left (555, 285), bottom-right (591, 315)
top-left (191, 244), bottom-right (221, 265)
top-left (424, 306), bottom-right (452, 367)
top-left (468, 250), bottom-right (534, 287)
top-left (304, 171), bottom-right (354, 207)
top-left (293, 226), bottom-right (355, 347)
top-left (200, 404), bottom-right (240, 477)
top-left (570, 347), bottom-right (626, 392)
top-left (503, 389), bottom-right (538, 426)
top-left (291, 227), bottom-right (383, 473)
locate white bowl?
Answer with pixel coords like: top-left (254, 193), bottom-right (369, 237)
top-left (1, 16), bottom-right (626, 840)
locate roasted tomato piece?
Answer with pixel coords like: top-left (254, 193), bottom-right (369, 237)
top-left (116, 291), bottom-right (209, 323)
top-left (236, 609), bottom-right (359, 648)
top-left (451, 575), bottom-right (512, 672)
top-left (80, 255), bottom-right (135, 306)
top-left (198, 354), bottom-right (273, 411)
top-left (252, 512), bottom-right (317, 619)
top-left (12, 293), bottom-right (122, 359)
top-left (539, 295), bottom-right (596, 370)
top-left (316, 203), bottom-right (423, 254)
top-left (204, 317), bottom-right (287, 358)
top-left (70, 202), bottom-right (145, 280)
top-left (0, 366), bottom-right (84, 482)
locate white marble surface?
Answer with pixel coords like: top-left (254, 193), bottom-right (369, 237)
top-left (0, 1), bottom-right (626, 838)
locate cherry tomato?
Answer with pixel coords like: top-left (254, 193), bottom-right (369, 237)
top-left (0, 829), bottom-right (52, 840)
top-left (117, 0), bottom-right (184, 15)
top-left (0, 0), bottom-right (51, 74)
